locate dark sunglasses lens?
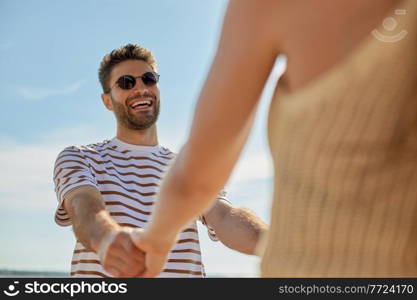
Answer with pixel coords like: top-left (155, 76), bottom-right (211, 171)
top-left (141, 72), bottom-right (158, 86)
top-left (118, 75), bottom-right (136, 89)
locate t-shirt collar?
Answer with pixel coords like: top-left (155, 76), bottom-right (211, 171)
top-left (110, 137), bottom-right (160, 153)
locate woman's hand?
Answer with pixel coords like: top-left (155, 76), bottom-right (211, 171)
top-left (130, 228), bottom-right (178, 278)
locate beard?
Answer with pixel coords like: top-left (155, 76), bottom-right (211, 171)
top-left (110, 93), bottom-right (160, 130)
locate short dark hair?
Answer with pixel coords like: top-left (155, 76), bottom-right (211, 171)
top-left (98, 43), bottom-right (157, 93)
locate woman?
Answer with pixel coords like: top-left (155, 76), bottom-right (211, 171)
top-left (134, 0), bottom-right (417, 277)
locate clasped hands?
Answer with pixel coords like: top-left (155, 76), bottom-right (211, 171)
top-left (96, 227), bottom-right (175, 278)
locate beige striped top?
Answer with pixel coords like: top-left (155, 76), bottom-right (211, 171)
top-left (262, 0), bottom-right (417, 277)
top-left (53, 138), bottom-right (225, 278)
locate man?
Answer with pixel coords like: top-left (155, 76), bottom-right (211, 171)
top-left (53, 43), bottom-right (268, 278)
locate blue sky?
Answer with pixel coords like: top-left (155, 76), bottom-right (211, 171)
top-left (0, 0), bottom-right (284, 276)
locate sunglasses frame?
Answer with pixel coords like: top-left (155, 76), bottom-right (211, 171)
top-left (109, 72), bottom-right (160, 92)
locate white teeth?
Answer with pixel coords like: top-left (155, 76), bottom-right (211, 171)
top-left (131, 100), bottom-right (151, 108)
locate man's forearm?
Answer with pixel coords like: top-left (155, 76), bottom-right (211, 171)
top-left (64, 186), bottom-right (120, 252)
top-left (206, 204), bottom-right (268, 255)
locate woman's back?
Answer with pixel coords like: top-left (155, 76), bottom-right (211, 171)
top-left (263, 0), bottom-right (417, 276)
top-left (272, 0), bottom-right (405, 92)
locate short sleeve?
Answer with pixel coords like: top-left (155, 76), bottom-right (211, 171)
top-left (53, 146), bottom-right (98, 226)
top-left (199, 189), bottom-right (230, 241)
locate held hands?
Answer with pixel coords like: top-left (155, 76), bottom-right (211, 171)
top-left (130, 229), bottom-right (178, 278)
top-left (96, 227), bottom-right (146, 277)
top-left (96, 227), bottom-right (177, 278)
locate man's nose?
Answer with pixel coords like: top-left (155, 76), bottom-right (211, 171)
top-left (130, 87), bottom-right (150, 99)
top-left (133, 78), bottom-right (150, 92)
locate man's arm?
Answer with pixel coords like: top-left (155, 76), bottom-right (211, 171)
top-left (63, 185), bottom-right (145, 277)
top-left (203, 200), bottom-right (268, 255)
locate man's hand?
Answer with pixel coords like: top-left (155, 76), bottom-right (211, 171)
top-left (97, 227), bottom-right (146, 277)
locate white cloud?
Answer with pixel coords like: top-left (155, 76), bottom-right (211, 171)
top-left (17, 80), bottom-right (86, 100)
top-left (0, 141), bottom-right (64, 210)
top-left (0, 126), bottom-right (108, 211)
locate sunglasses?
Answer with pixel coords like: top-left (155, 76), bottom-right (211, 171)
top-left (110, 72), bottom-right (160, 91)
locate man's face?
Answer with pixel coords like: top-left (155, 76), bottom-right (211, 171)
top-left (103, 59), bottom-right (160, 130)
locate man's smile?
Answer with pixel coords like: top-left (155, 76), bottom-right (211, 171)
top-left (127, 97), bottom-right (155, 111)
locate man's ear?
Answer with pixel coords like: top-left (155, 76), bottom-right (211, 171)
top-left (101, 93), bottom-right (113, 111)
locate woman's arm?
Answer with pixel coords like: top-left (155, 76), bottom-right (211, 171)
top-left (135, 0), bottom-right (280, 277)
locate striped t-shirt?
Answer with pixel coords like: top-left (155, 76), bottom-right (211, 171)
top-left (53, 138), bottom-right (225, 278)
